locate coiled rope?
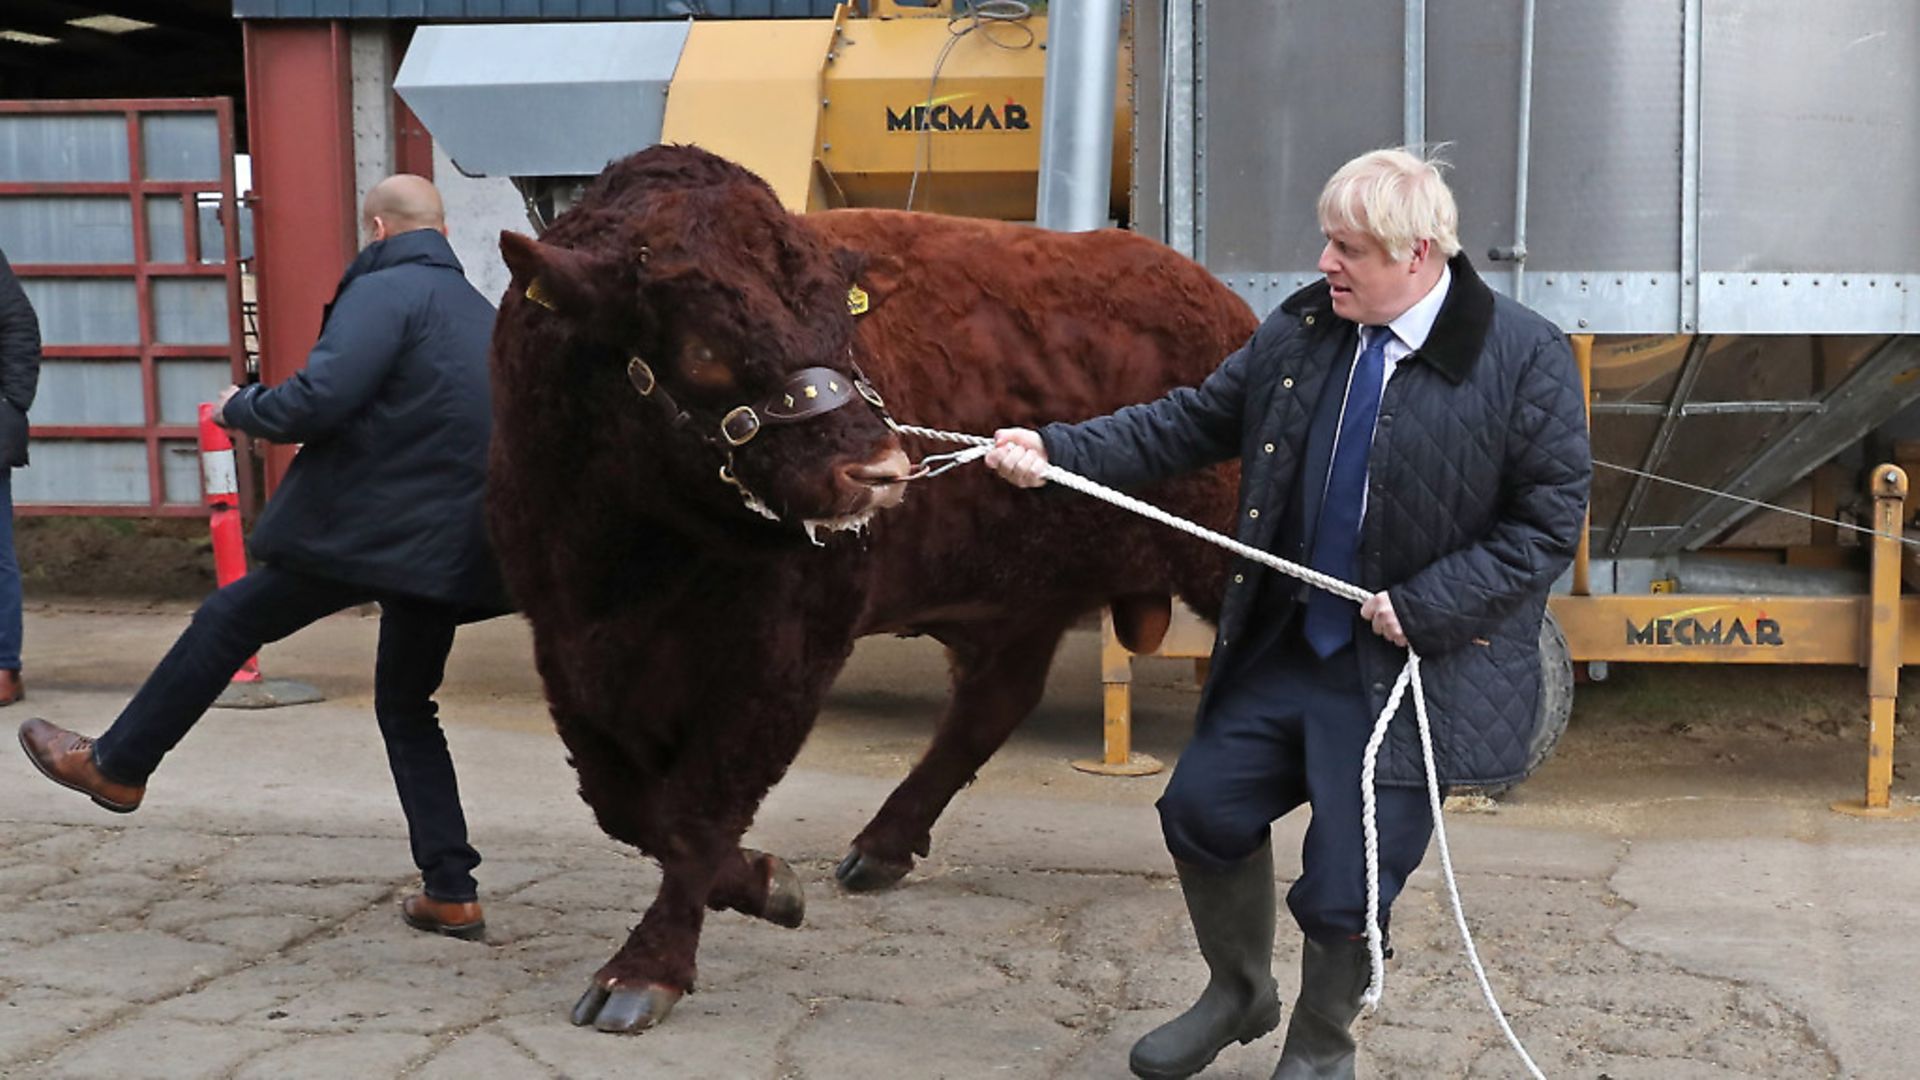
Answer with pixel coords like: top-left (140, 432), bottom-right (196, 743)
top-left (890, 421), bottom-right (1547, 1079)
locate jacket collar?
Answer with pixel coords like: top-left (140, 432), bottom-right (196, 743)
top-left (337, 228), bottom-right (464, 291)
top-left (322, 229), bottom-right (464, 328)
top-left (1278, 252), bottom-right (1494, 384)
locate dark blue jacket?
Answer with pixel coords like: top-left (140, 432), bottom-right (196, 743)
top-left (222, 229), bottom-right (506, 610)
top-left (1041, 255), bottom-right (1590, 787)
top-left (0, 248), bottom-right (42, 469)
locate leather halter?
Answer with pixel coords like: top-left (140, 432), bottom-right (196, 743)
top-left (625, 355), bottom-right (890, 449)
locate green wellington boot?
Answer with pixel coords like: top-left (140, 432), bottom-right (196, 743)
top-left (1269, 935), bottom-right (1370, 1080)
top-left (1129, 840), bottom-right (1282, 1079)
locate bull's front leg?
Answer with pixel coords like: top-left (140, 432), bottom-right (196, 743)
top-left (837, 612), bottom-right (1076, 891)
top-left (570, 843), bottom-right (726, 1033)
top-left (707, 846), bottom-right (806, 927)
top-left (559, 718), bottom-right (804, 932)
top-left (563, 707), bottom-right (827, 1031)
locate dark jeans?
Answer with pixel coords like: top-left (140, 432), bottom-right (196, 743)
top-left (91, 564), bottom-right (487, 902)
top-left (1157, 633), bottom-right (1435, 944)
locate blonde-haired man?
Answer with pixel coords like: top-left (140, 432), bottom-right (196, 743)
top-left (988, 148), bottom-right (1589, 1078)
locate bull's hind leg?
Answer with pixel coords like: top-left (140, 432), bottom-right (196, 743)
top-left (836, 610), bottom-right (1077, 891)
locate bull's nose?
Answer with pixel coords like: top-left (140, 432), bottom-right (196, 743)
top-left (842, 448), bottom-right (913, 508)
top-left (843, 448), bottom-right (913, 486)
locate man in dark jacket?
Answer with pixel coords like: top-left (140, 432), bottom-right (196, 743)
top-left (988, 149), bottom-right (1590, 1079)
top-left (0, 248), bottom-right (41, 707)
top-left (17, 175), bottom-right (507, 941)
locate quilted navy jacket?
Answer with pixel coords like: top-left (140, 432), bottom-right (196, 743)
top-left (1040, 254), bottom-right (1590, 787)
top-left (222, 229), bottom-right (507, 611)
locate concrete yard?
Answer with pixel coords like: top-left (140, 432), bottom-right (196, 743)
top-left (2, 599), bottom-right (1916, 1078)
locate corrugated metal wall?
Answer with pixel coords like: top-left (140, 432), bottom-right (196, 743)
top-left (232, 0), bottom-right (842, 18)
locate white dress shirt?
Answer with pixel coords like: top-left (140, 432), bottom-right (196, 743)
top-left (1366, 262), bottom-right (1452, 398)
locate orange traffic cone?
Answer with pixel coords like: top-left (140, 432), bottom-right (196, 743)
top-left (200, 402), bottom-right (323, 709)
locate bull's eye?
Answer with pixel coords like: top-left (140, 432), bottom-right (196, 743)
top-left (675, 340), bottom-right (743, 395)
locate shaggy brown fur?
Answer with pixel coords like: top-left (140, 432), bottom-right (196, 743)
top-left (489, 145), bottom-right (1254, 1032)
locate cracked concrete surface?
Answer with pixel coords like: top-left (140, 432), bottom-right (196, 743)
top-left (2, 601), bottom-right (1915, 1078)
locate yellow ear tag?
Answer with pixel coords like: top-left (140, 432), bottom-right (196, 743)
top-left (847, 284), bottom-right (870, 316)
top-left (525, 277), bottom-right (557, 311)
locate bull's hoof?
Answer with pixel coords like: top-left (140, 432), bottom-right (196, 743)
top-left (758, 851), bottom-right (806, 928)
top-left (570, 980), bottom-right (681, 1033)
top-left (834, 845), bottom-right (914, 892)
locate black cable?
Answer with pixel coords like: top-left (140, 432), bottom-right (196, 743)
top-left (904, 1), bottom-right (1036, 211)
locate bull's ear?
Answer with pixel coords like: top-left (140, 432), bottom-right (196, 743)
top-left (832, 245), bottom-right (869, 283)
top-left (847, 248), bottom-right (907, 315)
top-left (499, 231), bottom-right (628, 318)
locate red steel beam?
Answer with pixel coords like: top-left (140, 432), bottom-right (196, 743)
top-left (241, 19), bottom-right (357, 491)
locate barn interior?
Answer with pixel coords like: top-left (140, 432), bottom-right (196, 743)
top-left (0, 2), bottom-right (244, 137)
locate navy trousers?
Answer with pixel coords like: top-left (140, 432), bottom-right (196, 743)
top-left (1157, 631), bottom-right (1436, 944)
top-left (90, 565), bottom-right (487, 903)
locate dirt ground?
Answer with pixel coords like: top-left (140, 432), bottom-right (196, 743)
top-left (5, 576), bottom-right (1920, 1076)
top-left (15, 517), bottom-right (216, 602)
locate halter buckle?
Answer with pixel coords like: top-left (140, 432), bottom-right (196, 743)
top-left (855, 378), bottom-right (885, 409)
top-left (721, 405), bottom-right (761, 446)
top-left (627, 357), bottom-right (657, 397)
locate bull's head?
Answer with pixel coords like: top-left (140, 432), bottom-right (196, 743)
top-left (497, 147), bottom-right (911, 544)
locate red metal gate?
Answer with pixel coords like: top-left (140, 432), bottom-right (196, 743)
top-left (0, 97), bottom-right (246, 516)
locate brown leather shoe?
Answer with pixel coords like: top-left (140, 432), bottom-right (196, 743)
top-left (17, 717), bottom-right (144, 813)
top-left (401, 893), bottom-right (486, 941)
top-left (0, 669), bottom-right (21, 706)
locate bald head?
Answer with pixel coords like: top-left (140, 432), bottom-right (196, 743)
top-left (362, 174), bottom-right (445, 246)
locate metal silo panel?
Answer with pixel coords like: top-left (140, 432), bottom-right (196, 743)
top-left (1701, 1), bottom-right (1916, 274)
top-left (1200, 0), bottom-right (1402, 275)
top-left (1428, 0), bottom-right (1684, 274)
top-left (1694, 0), bottom-right (1919, 332)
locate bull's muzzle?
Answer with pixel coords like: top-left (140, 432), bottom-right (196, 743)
top-left (841, 447), bottom-right (914, 511)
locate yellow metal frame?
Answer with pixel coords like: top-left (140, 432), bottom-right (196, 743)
top-left (659, 15), bottom-right (845, 212)
top-left (1096, 333), bottom-right (1915, 813)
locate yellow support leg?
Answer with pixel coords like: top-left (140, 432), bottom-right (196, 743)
top-left (1834, 464), bottom-right (1920, 818)
top-left (1572, 335), bottom-right (1593, 597)
top-left (1075, 611), bottom-right (1165, 777)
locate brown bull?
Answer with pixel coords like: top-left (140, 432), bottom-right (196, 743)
top-left (490, 145), bottom-right (1254, 1033)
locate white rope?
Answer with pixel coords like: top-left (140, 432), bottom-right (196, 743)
top-left (892, 421), bottom-right (1546, 1078)
top-left (1593, 459), bottom-right (1920, 549)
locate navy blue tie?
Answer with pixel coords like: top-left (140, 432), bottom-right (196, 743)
top-left (1301, 325), bottom-right (1390, 657)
